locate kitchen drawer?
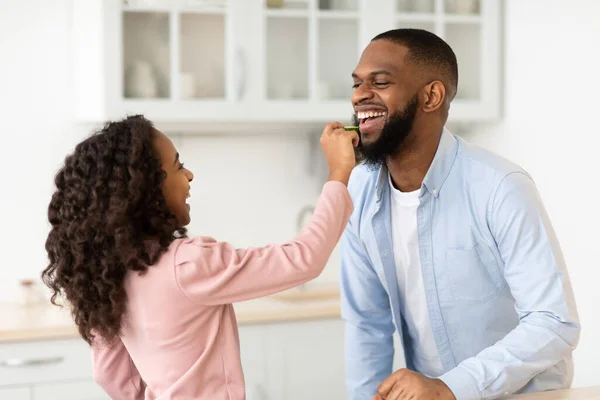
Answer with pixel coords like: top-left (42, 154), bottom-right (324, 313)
top-left (0, 386), bottom-right (31, 399)
top-left (33, 379), bottom-right (108, 400)
top-left (0, 338), bottom-right (93, 386)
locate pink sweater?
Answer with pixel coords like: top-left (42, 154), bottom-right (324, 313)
top-left (91, 181), bottom-right (353, 399)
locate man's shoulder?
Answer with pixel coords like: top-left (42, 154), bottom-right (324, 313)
top-left (347, 164), bottom-right (380, 201)
top-left (455, 136), bottom-right (531, 181)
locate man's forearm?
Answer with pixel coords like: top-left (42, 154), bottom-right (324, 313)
top-left (345, 321), bottom-right (395, 400)
top-left (439, 311), bottom-right (579, 399)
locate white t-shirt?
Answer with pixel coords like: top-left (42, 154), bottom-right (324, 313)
top-left (389, 173), bottom-right (444, 377)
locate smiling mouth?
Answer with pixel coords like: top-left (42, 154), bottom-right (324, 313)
top-left (356, 110), bottom-right (387, 123)
top-left (355, 110), bottom-right (387, 133)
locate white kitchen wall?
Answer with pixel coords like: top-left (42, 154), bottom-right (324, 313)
top-left (0, 0), bottom-right (82, 303)
top-left (465, 0), bottom-right (600, 388)
top-left (1, 0), bottom-right (599, 388)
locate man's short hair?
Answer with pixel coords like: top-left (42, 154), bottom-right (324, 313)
top-left (372, 28), bottom-right (459, 98)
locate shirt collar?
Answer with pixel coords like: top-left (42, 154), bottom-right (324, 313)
top-left (375, 127), bottom-right (458, 200)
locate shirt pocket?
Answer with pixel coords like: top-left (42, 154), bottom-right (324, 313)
top-left (446, 244), bottom-right (505, 302)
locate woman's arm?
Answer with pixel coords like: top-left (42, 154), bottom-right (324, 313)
top-left (174, 181), bottom-right (353, 305)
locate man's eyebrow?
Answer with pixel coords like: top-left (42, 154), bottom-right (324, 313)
top-left (352, 70), bottom-right (393, 79)
top-left (370, 70), bottom-right (393, 77)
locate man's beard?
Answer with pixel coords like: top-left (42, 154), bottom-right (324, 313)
top-left (353, 94), bottom-right (419, 169)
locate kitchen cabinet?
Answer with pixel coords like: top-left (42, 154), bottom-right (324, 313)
top-left (240, 319), bottom-right (347, 400)
top-left (242, 318), bottom-right (406, 399)
top-left (0, 387), bottom-right (31, 400)
top-left (73, 0), bottom-right (501, 133)
top-left (0, 339), bottom-right (94, 386)
top-left (0, 318), bottom-right (347, 400)
top-left (264, 319), bottom-right (346, 400)
top-left (32, 381), bottom-right (108, 400)
top-left (238, 324), bottom-right (270, 400)
top-left (0, 338), bottom-right (108, 399)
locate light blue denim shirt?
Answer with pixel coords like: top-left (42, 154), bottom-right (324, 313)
top-left (340, 129), bottom-right (580, 400)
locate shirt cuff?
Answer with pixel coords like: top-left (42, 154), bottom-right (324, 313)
top-left (439, 365), bottom-right (481, 400)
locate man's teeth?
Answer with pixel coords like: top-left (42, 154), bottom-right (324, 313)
top-left (357, 111), bottom-right (386, 120)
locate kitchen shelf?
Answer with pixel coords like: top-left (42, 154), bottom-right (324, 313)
top-left (265, 9), bottom-right (309, 18)
top-left (122, 4), bottom-right (227, 14)
top-left (317, 17), bottom-right (359, 100)
top-left (121, 5), bottom-right (173, 12)
top-left (396, 19), bottom-right (435, 33)
top-left (318, 0), bottom-right (359, 11)
top-left (265, 0), bottom-right (309, 9)
top-left (445, 22), bottom-right (482, 100)
top-left (266, 15), bottom-right (310, 100)
top-left (397, 0), bottom-right (435, 13)
top-left (396, 13), bottom-right (436, 22)
top-left (444, 14), bottom-right (482, 23)
top-left (316, 10), bottom-right (359, 20)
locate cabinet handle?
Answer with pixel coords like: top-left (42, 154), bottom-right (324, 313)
top-left (0, 356), bottom-right (64, 367)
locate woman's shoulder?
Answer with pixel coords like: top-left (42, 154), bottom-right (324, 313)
top-left (170, 236), bottom-right (221, 264)
top-left (172, 236), bottom-right (218, 248)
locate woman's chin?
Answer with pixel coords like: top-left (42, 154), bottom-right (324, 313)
top-left (177, 212), bottom-right (191, 228)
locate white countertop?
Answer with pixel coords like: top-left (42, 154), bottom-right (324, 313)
top-left (3, 291), bottom-right (598, 400)
top-left (0, 285), bottom-right (341, 343)
top-left (507, 386), bottom-right (600, 399)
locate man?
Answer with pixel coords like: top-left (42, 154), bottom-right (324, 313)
top-left (340, 28), bottom-right (580, 400)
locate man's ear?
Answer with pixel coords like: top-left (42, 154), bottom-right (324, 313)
top-left (422, 80), bottom-right (446, 113)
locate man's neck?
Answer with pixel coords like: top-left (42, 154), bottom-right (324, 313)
top-left (386, 125), bottom-right (443, 193)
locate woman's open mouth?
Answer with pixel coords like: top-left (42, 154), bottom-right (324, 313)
top-left (356, 110), bottom-right (387, 134)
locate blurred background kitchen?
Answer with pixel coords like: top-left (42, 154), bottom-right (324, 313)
top-left (1, 0), bottom-right (599, 399)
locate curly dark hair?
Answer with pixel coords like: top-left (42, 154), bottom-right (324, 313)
top-left (41, 115), bottom-right (186, 345)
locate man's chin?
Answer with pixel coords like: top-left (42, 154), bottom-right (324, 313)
top-left (360, 130), bottom-right (382, 144)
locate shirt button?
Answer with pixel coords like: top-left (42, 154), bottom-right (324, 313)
top-left (383, 252), bottom-right (388, 257)
top-left (432, 188), bottom-right (438, 196)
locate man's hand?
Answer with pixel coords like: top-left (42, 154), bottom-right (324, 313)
top-left (372, 369), bottom-right (456, 400)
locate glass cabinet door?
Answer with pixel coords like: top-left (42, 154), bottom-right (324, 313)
top-left (122, 0), bottom-right (228, 101)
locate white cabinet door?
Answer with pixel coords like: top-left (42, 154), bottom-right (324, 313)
top-left (239, 324), bottom-right (273, 400)
top-left (73, 0), bottom-right (240, 124)
top-left (267, 319), bottom-right (346, 400)
top-left (0, 338), bottom-right (93, 386)
top-left (33, 380), bottom-right (108, 400)
top-left (0, 386), bottom-right (31, 400)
